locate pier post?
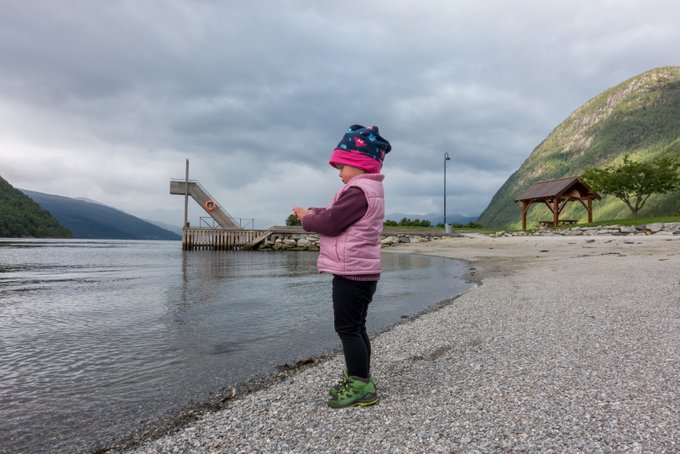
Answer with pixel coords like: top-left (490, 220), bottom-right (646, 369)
top-left (184, 159), bottom-right (189, 228)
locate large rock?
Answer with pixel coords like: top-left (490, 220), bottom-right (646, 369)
top-left (663, 222), bottom-right (680, 233)
top-left (646, 223), bottom-right (665, 233)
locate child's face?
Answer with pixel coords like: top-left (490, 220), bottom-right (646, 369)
top-left (336, 164), bottom-right (366, 184)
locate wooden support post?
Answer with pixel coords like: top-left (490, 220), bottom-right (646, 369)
top-left (587, 199), bottom-right (593, 223)
top-left (553, 198), bottom-right (559, 226)
top-left (521, 201), bottom-right (532, 230)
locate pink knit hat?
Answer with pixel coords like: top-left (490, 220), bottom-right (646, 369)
top-left (328, 125), bottom-right (391, 174)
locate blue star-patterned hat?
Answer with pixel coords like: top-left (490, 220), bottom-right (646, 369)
top-left (329, 125), bottom-right (391, 173)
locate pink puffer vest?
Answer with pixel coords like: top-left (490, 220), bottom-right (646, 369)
top-left (317, 174), bottom-right (384, 276)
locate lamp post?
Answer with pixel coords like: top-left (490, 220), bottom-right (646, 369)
top-left (444, 152), bottom-right (451, 234)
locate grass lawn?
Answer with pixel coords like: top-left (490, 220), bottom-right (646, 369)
top-left (580, 215), bottom-right (680, 227)
top-left (383, 216), bottom-right (679, 235)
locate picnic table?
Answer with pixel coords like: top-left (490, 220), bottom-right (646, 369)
top-left (538, 220), bottom-right (578, 228)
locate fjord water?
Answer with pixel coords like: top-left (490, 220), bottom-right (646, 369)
top-left (0, 239), bottom-right (473, 453)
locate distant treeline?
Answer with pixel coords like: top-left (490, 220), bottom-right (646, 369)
top-left (384, 218), bottom-right (431, 227)
top-left (385, 218), bottom-right (483, 229)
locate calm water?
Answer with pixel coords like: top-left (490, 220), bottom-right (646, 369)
top-left (0, 239), bottom-right (473, 453)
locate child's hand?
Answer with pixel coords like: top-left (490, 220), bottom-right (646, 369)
top-left (292, 206), bottom-right (313, 220)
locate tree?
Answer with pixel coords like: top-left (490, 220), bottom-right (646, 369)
top-left (582, 154), bottom-right (680, 218)
top-left (285, 214), bottom-right (301, 226)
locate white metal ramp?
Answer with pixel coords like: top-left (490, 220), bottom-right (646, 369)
top-left (169, 179), bottom-right (241, 230)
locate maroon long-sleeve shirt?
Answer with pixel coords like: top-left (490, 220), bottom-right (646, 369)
top-left (301, 187), bottom-right (368, 236)
top-left (301, 186), bottom-right (380, 281)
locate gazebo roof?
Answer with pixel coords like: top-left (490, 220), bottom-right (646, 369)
top-left (515, 176), bottom-right (600, 202)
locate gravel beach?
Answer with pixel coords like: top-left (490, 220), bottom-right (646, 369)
top-left (122, 234), bottom-right (679, 453)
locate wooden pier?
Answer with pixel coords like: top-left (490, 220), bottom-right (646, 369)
top-left (182, 227), bottom-right (271, 251)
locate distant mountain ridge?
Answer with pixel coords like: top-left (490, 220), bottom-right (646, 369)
top-left (478, 66), bottom-right (680, 229)
top-left (22, 190), bottom-right (180, 240)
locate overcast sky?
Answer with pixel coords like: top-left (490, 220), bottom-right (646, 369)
top-left (1, 0), bottom-right (679, 228)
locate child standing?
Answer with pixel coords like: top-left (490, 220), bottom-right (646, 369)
top-left (292, 124), bottom-right (391, 408)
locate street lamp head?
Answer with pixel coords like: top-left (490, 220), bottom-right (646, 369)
top-left (444, 152), bottom-right (451, 161)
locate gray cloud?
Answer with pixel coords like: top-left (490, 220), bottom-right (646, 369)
top-left (1, 0), bottom-right (679, 227)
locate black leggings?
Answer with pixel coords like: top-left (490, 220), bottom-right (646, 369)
top-left (332, 276), bottom-right (377, 379)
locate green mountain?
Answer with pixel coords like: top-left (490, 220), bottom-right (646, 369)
top-left (478, 66), bottom-right (680, 229)
top-left (0, 175), bottom-right (72, 238)
top-left (22, 190), bottom-right (180, 240)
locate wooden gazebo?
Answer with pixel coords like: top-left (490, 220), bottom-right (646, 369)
top-left (515, 176), bottom-right (601, 230)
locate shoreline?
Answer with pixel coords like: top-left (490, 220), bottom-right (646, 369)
top-left (98, 251), bottom-right (475, 453)
top-left (117, 234), bottom-right (679, 453)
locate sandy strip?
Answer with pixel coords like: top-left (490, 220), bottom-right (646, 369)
top-left (126, 234), bottom-right (680, 453)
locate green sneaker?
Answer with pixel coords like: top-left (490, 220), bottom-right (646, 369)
top-left (329, 371), bottom-right (378, 397)
top-left (327, 376), bottom-right (379, 408)
top-left (328, 369), bottom-right (350, 397)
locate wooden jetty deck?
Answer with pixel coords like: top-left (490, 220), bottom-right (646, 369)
top-left (182, 227), bottom-right (272, 251)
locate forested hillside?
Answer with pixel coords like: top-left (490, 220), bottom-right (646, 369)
top-left (478, 67), bottom-right (680, 229)
top-left (0, 175), bottom-right (72, 238)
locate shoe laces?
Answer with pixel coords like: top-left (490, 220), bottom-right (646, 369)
top-left (336, 376), bottom-right (350, 390)
top-left (337, 379), bottom-right (364, 399)
top-left (337, 386), bottom-right (355, 399)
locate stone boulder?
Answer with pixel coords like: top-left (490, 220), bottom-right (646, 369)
top-left (381, 236), bottom-right (399, 245)
top-left (646, 223), bottom-right (665, 233)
